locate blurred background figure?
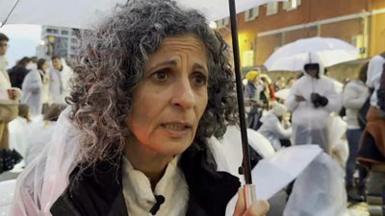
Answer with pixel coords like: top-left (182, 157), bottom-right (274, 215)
top-left (8, 56), bottom-right (31, 89)
top-left (257, 102), bottom-right (292, 151)
top-left (244, 70), bottom-right (264, 130)
top-left (342, 63), bottom-right (369, 202)
top-left (0, 33), bottom-right (20, 151)
top-left (357, 51), bottom-right (385, 216)
top-left (258, 74), bottom-right (276, 109)
top-left (286, 60), bottom-right (342, 153)
top-left (21, 58), bottom-right (49, 117)
top-left (274, 76), bottom-right (286, 91)
top-left (24, 103), bottom-right (66, 165)
top-left (8, 104), bottom-right (31, 158)
top-left (49, 56), bottom-right (73, 104)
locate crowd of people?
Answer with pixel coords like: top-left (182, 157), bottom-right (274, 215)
top-left (0, 0), bottom-right (384, 215)
top-left (243, 50), bottom-right (385, 215)
top-left (0, 32), bottom-right (72, 172)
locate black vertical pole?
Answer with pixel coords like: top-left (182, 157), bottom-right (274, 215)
top-left (228, 0), bottom-right (252, 184)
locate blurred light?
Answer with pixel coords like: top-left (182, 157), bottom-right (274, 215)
top-left (40, 40), bottom-right (46, 46)
top-left (292, 0), bottom-right (298, 8)
top-left (209, 21), bottom-right (217, 29)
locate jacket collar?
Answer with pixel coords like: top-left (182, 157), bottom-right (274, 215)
top-left (51, 143), bottom-right (240, 216)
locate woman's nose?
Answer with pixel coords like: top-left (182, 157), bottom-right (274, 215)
top-left (171, 78), bottom-right (195, 110)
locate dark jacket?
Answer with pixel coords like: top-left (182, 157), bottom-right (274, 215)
top-left (50, 143), bottom-right (241, 216)
top-left (8, 66), bottom-right (30, 89)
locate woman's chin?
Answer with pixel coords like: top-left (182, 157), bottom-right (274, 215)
top-left (148, 138), bottom-right (193, 157)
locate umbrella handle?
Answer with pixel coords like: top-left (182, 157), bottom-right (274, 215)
top-left (243, 184), bottom-right (257, 208)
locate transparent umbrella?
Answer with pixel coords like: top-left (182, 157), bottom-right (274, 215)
top-left (264, 37), bottom-right (360, 71)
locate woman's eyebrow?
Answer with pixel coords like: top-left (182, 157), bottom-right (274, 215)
top-left (148, 60), bottom-right (177, 72)
top-left (193, 63), bottom-right (208, 75)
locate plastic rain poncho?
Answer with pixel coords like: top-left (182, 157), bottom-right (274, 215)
top-left (283, 153), bottom-right (349, 216)
top-left (12, 108), bottom-right (81, 216)
top-left (8, 117), bottom-right (30, 157)
top-left (258, 111), bottom-right (292, 151)
top-left (48, 59), bottom-right (73, 104)
top-left (21, 69), bottom-right (43, 116)
top-left (24, 120), bottom-right (57, 166)
top-left (286, 62), bottom-right (342, 152)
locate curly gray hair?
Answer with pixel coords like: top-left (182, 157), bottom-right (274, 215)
top-left (68, 0), bottom-right (237, 164)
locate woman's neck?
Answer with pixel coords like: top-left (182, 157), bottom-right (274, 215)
top-left (124, 140), bottom-right (173, 190)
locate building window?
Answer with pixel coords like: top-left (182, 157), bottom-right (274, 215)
top-left (283, 0), bottom-right (301, 11)
top-left (266, 2), bottom-right (279, 16)
top-left (61, 30), bottom-right (69, 35)
top-left (216, 18), bottom-right (230, 29)
top-left (245, 7), bottom-right (259, 21)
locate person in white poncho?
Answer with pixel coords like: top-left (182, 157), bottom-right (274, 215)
top-left (48, 56), bottom-right (73, 104)
top-left (286, 58), bottom-right (342, 152)
top-left (21, 59), bottom-right (50, 116)
top-left (258, 102), bottom-right (291, 151)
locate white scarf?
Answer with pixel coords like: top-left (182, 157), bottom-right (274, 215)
top-left (122, 155), bottom-right (189, 216)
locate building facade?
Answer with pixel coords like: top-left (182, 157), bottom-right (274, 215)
top-left (216, 0), bottom-right (385, 68)
top-left (36, 26), bottom-right (80, 59)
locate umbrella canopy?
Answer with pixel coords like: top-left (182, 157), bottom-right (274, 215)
top-left (0, 0), bottom-right (286, 186)
top-left (264, 37), bottom-right (360, 71)
top-left (252, 145), bottom-right (322, 199)
top-left (0, 0), bottom-right (286, 29)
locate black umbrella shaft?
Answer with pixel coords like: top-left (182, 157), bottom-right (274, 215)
top-left (1, 0), bottom-right (20, 27)
top-left (228, 0), bottom-right (252, 184)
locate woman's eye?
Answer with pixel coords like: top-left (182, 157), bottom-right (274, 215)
top-left (152, 69), bottom-right (169, 82)
top-left (192, 72), bottom-right (208, 87)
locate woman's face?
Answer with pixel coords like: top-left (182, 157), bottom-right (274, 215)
top-left (42, 62), bottom-right (49, 72)
top-left (127, 35), bottom-right (209, 156)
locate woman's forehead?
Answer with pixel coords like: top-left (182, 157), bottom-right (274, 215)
top-left (157, 35), bottom-right (207, 54)
top-left (145, 35), bottom-right (209, 68)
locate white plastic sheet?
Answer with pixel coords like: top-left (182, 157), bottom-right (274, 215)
top-left (283, 153), bottom-right (349, 216)
top-left (0, 179), bottom-right (17, 216)
top-left (253, 145), bottom-right (322, 200)
top-left (12, 108), bottom-right (81, 216)
top-left (8, 117), bottom-right (30, 158)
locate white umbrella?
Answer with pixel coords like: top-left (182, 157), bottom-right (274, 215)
top-left (264, 37), bottom-right (359, 71)
top-left (215, 126), bottom-right (322, 199)
top-left (0, 0), bottom-right (286, 29)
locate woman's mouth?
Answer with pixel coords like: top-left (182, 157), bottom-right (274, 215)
top-left (160, 122), bottom-right (192, 137)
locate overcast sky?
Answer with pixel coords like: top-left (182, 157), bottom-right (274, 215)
top-left (0, 24), bottom-right (42, 68)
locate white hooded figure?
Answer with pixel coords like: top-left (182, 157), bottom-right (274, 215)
top-left (21, 59), bottom-right (51, 116)
top-left (286, 57), bottom-right (342, 153)
top-left (48, 57), bottom-right (73, 104)
top-left (21, 70), bottom-right (43, 116)
top-left (258, 102), bottom-right (292, 151)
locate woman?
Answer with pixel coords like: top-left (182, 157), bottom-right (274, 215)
top-left (14, 1), bottom-right (268, 215)
top-left (21, 58), bottom-right (49, 116)
top-left (342, 64), bottom-right (369, 201)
